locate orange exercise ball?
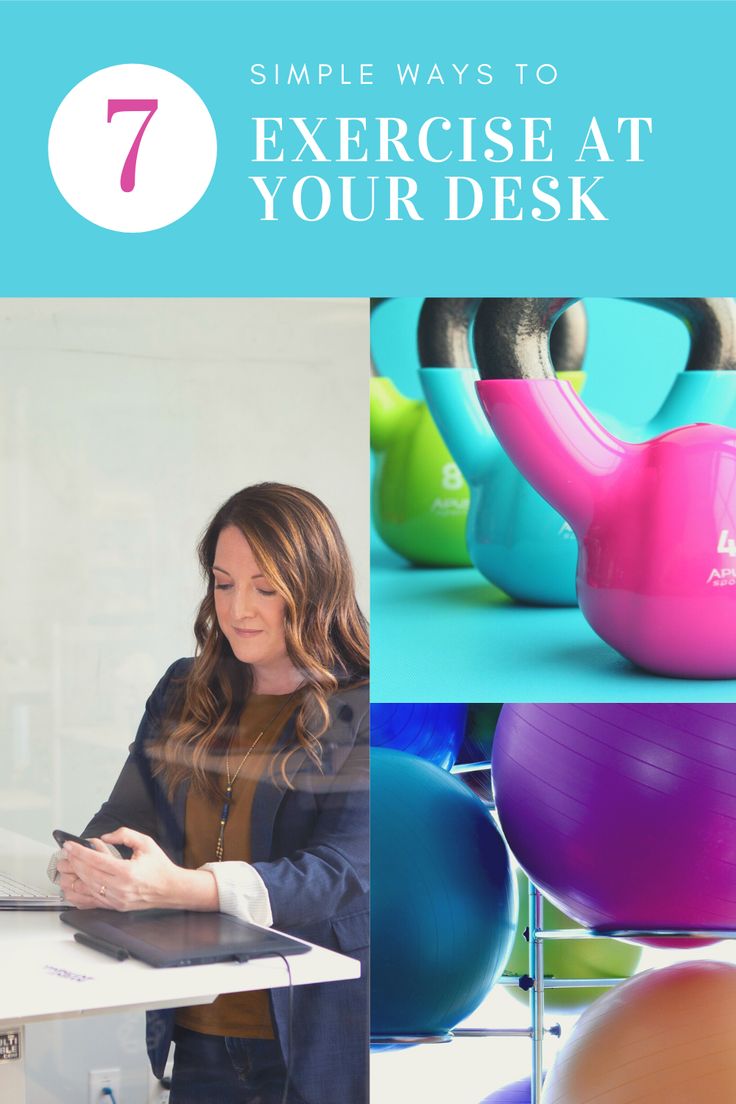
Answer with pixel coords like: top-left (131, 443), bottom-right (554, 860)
top-left (542, 960), bottom-right (736, 1104)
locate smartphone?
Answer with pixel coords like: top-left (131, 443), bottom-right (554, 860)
top-left (52, 829), bottom-right (96, 851)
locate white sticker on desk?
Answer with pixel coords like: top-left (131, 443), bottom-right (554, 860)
top-left (44, 964), bottom-right (93, 983)
top-left (0, 1032), bottom-right (20, 1061)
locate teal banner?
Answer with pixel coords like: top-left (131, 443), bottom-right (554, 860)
top-left (1, 0), bottom-right (733, 294)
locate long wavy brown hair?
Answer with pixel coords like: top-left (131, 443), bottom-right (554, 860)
top-left (152, 483), bottom-right (369, 798)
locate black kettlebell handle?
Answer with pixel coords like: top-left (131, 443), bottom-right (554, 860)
top-left (418, 298), bottom-right (588, 376)
top-left (370, 298), bottom-right (388, 378)
top-left (472, 298), bottom-right (736, 381)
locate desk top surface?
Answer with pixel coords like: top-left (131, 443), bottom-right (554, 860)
top-left (0, 911), bottom-right (360, 1028)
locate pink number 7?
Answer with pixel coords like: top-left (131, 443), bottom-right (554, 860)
top-left (107, 99), bottom-right (159, 193)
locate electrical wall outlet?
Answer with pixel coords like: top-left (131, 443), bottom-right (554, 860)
top-left (89, 1067), bottom-right (121, 1104)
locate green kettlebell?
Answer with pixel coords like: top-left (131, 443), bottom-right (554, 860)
top-left (503, 871), bottom-right (642, 1014)
top-left (371, 298), bottom-right (472, 566)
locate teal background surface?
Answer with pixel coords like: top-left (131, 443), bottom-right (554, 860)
top-left (2, 1), bottom-right (736, 294)
top-left (370, 297), bottom-right (736, 701)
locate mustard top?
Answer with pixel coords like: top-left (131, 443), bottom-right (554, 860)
top-left (175, 691), bottom-right (301, 1039)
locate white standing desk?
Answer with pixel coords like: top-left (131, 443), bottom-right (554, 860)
top-left (0, 903), bottom-right (360, 1102)
top-left (0, 911), bottom-right (360, 1027)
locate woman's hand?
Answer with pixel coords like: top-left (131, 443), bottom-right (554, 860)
top-left (56, 838), bottom-right (113, 909)
top-left (56, 828), bottom-right (219, 913)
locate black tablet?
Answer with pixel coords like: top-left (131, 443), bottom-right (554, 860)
top-left (61, 909), bottom-right (311, 968)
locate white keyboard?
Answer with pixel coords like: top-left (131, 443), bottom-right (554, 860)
top-left (0, 872), bottom-right (51, 899)
top-left (0, 864), bottom-right (67, 908)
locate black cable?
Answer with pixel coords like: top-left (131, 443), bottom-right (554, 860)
top-left (278, 954), bottom-right (294, 1104)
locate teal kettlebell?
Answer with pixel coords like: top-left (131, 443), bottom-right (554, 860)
top-left (371, 298), bottom-right (472, 566)
top-left (419, 299), bottom-right (589, 605)
top-left (605, 298), bottom-right (736, 441)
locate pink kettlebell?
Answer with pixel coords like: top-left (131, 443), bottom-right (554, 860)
top-left (474, 297), bottom-right (736, 678)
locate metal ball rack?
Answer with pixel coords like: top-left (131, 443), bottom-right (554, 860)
top-left (372, 758), bottom-right (736, 1104)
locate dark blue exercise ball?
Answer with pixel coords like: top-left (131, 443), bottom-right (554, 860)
top-left (370, 703), bottom-right (468, 770)
top-left (371, 748), bottom-right (517, 1036)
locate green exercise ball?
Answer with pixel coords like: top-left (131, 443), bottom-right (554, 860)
top-left (503, 871), bottom-right (643, 1013)
top-left (455, 702), bottom-right (503, 802)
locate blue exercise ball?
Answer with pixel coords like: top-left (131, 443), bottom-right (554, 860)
top-left (371, 748), bottom-right (517, 1035)
top-left (480, 1077), bottom-right (536, 1103)
top-left (370, 703), bottom-right (467, 770)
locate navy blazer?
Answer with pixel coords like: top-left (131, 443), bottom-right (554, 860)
top-left (82, 659), bottom-right (369, 1104)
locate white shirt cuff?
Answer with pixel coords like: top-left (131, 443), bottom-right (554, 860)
top-left (200, 861), bottom-right (274, 927)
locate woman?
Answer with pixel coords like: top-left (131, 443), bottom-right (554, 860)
top-left (53, 483), bottom-right (369, 1104)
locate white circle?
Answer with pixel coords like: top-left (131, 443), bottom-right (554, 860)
top-left (48, 63), bottom-right (217, 233)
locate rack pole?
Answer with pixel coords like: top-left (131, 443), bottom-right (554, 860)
top-left (530, 880), bottom-right (545, 1104)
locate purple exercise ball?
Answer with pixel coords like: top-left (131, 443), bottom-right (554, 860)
top-left (492, 703), bottom-right (736, 946)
